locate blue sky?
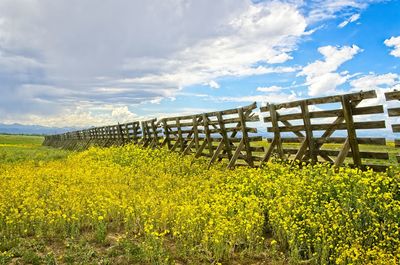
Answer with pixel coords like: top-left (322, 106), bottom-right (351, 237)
top-left (0, 0), bottom-right (399, 127)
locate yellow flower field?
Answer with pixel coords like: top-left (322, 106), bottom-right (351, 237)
top-left (0, 143), bottom-right (399, 264)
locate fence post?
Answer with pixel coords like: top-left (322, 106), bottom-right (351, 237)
top-left (238, 107), bottom-right (254, 167)
top-left (300, 101), bottom-right (317, 163)
top-left (341, 95), bottom-right (361, 167)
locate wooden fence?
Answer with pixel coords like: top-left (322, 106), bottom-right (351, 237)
top-left (260, 90), bottom-right (387, 171)
top-left (158, 102), bottom-right (262, 168)
top-left (43, 90), bottom-right (400, 171)
top-left (385, 91), bottom-right (400, 163)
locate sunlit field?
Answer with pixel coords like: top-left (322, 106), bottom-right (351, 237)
top-left (0, 135), bottom-right (70, 164)
top-left (0, 135), bottom-right (399, 264)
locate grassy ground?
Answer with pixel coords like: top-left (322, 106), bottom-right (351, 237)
top-left (252, 140), bottom-right (399, 166)
top-left (1, 135), bottom-right (399, 264)
top-left (0, 134), bottom-right (70, 163)
top-left (0, 135), bottom-right (286, 264)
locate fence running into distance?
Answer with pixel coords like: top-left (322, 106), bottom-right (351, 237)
top-left (43, 90), bottom-right (400, 171)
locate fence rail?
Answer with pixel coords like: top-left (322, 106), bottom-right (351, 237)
top-left (385, 91), bottom-right (400, 163)
top-left (260, 90), bottom-right (388, 171)
top-left (43, 90), bottom-right (400, 171)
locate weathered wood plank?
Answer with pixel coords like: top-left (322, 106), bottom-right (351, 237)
top-left (162, 102), bottom-right (257, 122)
top-left (195, 140), bottom-right (208, 158)
top-left (206, 102), bottom-right (257, 117)
top-left (260, 90), bottom-right (376, 111)
top-left (292, 138), bottom-right (308, 163)
top-left (267, 121), bottom-right (386, 132)
top-left (169, 142), bottom-right (263, 152)
top-left (387, 107), bottom-right (400, 117)
top-left (315, 137), bottom-right (386, 145)
top-left (335, 138), bottom-right (350, 166)
top-left (280, 120), bottom-right (305, 138)
top-left (239, 107), bottom-right (254, 166)
top-left (342, 95), bottom-right (361, 166)
top-left (175, 118), bottom-right (185, 152)
top-left (203, 114), bottom-right (213, 156)
top-left (207, 115), bottom-right (259, 125)
top-left (182, 139), bottom-right (195, 155)
top-left (267, 137), bottom-right (386, 145)
top-left (209, 141), bottom-right (225, 167)
top-left (385, 91), bottom-right (400, 101)
top-left (301, 101), bottom-right (316, 163)
top-left (392, 124), bottom-right (400, 132)
top-left (285, 147), bottom-right (388, 160)
top-left (192, 116), bottom-right (200, 151)
top-left (168, 127), bottom-right (258, 135)
top-left (117, 123), bottom-right (125, 144)
top-left (208, 127), bottom-right (257, 134)
top-left (161, 119), bottom-right (171, 148)
top-left (169, 136), bottom-right (262, 143)
top-left (227, 139), bottom-right (244, 168)
top-left (264, 105), bottom-right (384, 122)
top-left (217, 112), bottom-right (233, 160)
top-left (261, 103), bottom-right (283, 163)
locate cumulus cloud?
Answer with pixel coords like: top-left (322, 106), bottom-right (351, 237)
top-left (266, 53), bottom-right (293, 64)
top-left (0, 0), bottom-right (312, 126)
top-left (306, 0), bottom-right (376, 23)
top-left (206, 80), bottom-right (220, 89)
top-left (0, 0), bottom-right (383, 126)
top-left (350, 73), bottom-right (399, 90)
top-left (338, 13), bottom-right (360, 28)
top-left (384, 36), bottom-right (400, 58)
top-left (349, 73), bottom-right (400, 109)
top-left (298, 45), bottom-right (361, 96)
top-left (0, 105), bottom-right (138, 127)
top-left (111, 106), bottom-right (137, 122)
top-left (256, 85), bottom-right (283, 92)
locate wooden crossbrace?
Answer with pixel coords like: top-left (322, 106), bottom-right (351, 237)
top-left (262, 95), bottom-right (368, 164)
top-left (221, 108), bottom-right (256, 167)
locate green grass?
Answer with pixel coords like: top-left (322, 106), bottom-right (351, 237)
top-left (0, 134), bottom-right (70, 163)
top-left (0, 134), bottom-right (44, 145)
top-left (0, 134), bottom-right (398, 264)
top-left (253, 139), bottom-right (399, 166)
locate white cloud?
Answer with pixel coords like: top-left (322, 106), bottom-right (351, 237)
top-left (266, 53), bottom-right (293, 64)
top-left (350, 73), bottom-right (399, 90)
top-left (0, 105), bottom-right (138, 127)
top-left (338, 13), bottom-right (360, 28)
top-left (111, 106), bottom-right (137, 122)
top-left (384, 36), bottom-right (400, 58)
top-left (149, 98), bottom-right (163, 104)
top-left (256, 85), bottom-right (283, 92)
top-left (0, 51), bottom-right (43, 73)
top-left (306, 0), bottom-right (375, 23)
top-left (0, 0), bottom-right (384, 127)
top-left (298, 45), bottom-right (361, 96)
top-left (306, 72), bottom-right (349, 96)
top-left (120, 2), bottom-right (307, 87)
top-left (349, 73), bottom-right (400, 109)
top-left (0, 0), bottom-right (312, 126)
top-left (206, 80), bottom-right (220, 89)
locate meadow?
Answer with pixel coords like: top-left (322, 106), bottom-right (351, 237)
top-left (0, 135), bottom-right (69, 163)
top-left (0, 135), bottom-right (399, 264)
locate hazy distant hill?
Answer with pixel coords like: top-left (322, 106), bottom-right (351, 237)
top-left (0, 123), bottom-right (81, 135)
top-left (0, 123), bottom-right (395, 139)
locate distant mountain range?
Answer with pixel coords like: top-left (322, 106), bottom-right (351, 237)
top-left (0, 123), bottom-right (395, 139)
top-left (0, 123), bottom-right (82, 135)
